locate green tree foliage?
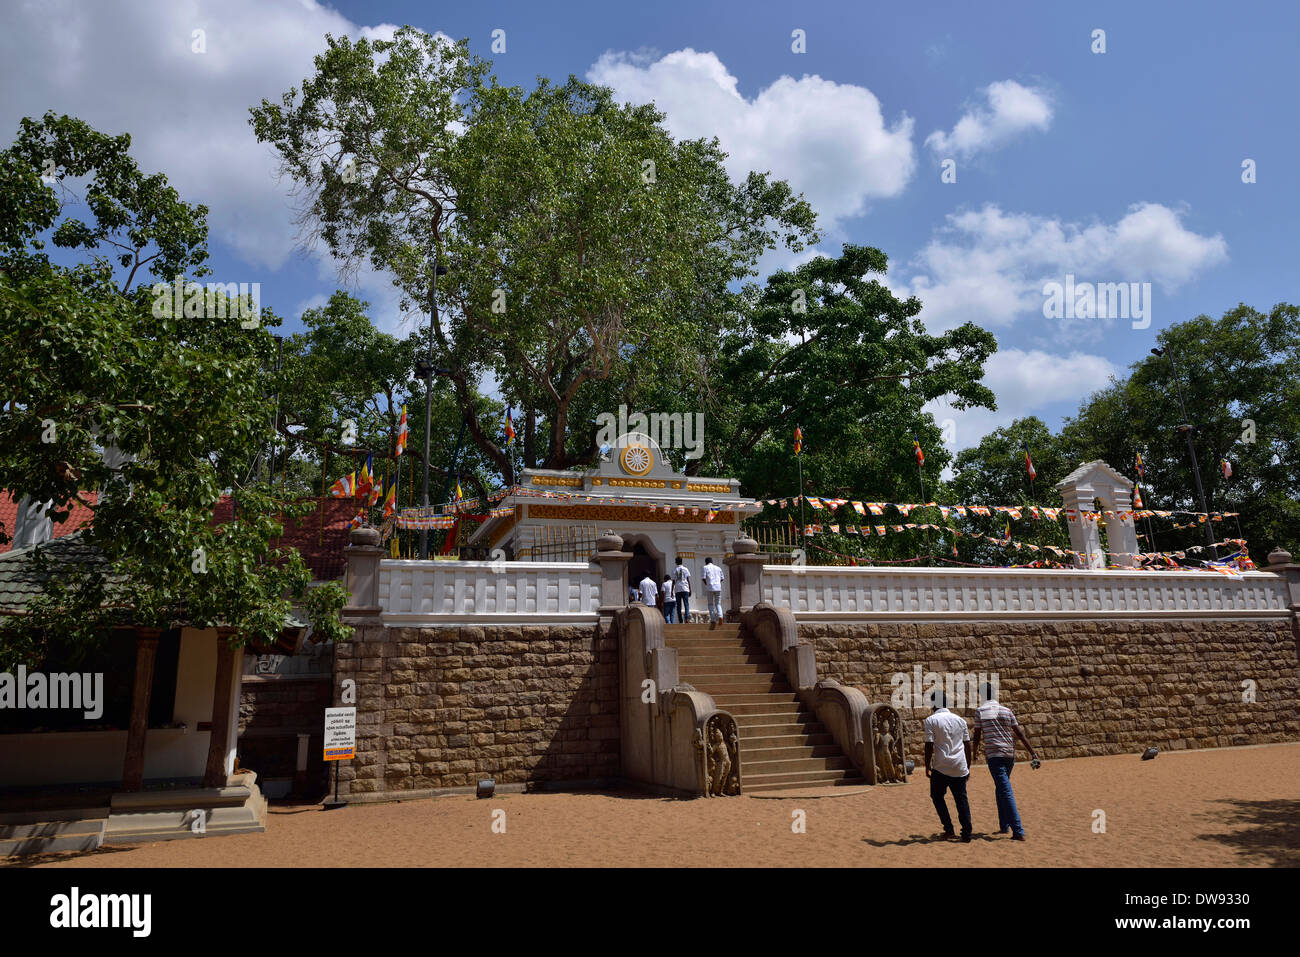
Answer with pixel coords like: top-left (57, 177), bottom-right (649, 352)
top-left (0, 116), bottom-right (349, 668)
top-left (250, 28), bottom-right (816, 480)
top-left (1058, 303), bottom-right (1300, 562)
top-left (951, 304), bottom-right (1299, 564)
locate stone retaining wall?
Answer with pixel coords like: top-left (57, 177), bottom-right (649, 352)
top-left (333, 623), bottom-right (618, 799)
top-left (808, 618), bottom-right (1300, 760)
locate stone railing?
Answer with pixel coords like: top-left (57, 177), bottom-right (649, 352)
top-left (375, 559), bottom-right (601, 624)
top-left (761, 565), bottom-right (1291, 621)
top-left (740, 602), bottom-right (901, 784)
top-left (616, 603), bottom-right (740, 797)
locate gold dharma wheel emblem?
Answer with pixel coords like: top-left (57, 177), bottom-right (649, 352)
top-left (620, 443), bottom-right (654, 476)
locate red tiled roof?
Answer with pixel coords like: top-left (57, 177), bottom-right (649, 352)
top-left (1, 490), bottom-right (354, 580)
top-left (211, 495), bottom-right (357, 581)
top-left (0, 491), bottom-right (98, 554)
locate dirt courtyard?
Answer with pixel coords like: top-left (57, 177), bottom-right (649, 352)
top-left (18, 743), bottom-right (1300, 868)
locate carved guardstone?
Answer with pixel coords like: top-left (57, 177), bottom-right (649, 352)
top-left (697, 712), bottom-right (741, 796)
top-left (863, 703), bottom-right (907, 785)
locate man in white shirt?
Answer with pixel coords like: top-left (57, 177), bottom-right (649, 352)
top-left (700, 557), bottom-right (725, 626)
top-left (923, 691), bottom-right (973, 842)
top-left (638, 573), bottom-right (658, 608)
top-left (660, 575), bottom-right (676, 623)
top-left (672, 557), bottom-right (691, 622)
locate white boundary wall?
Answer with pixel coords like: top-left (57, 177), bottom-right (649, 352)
top-left (378, 560), bottom-right (601, 624)
top-left (761, 565), bottom-right (1290, 621)
top-left (374, 559), bottom-right (1291, 625)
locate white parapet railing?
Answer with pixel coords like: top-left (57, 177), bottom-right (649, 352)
top-left (377, 560), bottom-right (602, 625)
top-left (761, 565), bottom-right (1291, 621)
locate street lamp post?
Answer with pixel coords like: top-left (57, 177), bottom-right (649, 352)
top-left (418, 260), bottom-right (450, 560)
top-left (1151, 347), bottom-right (1216, 559)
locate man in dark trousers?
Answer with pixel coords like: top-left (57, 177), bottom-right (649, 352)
top-left (923, 690), bottom-right (972, 842)
top-left (972, 681), bottom-right (1039, 841)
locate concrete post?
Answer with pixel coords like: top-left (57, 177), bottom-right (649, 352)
top-left (595, 529), bottom-right (632, 631)
top-left (1266, 547), bottom-right (1300, 661)
top-left (121, 626), bottom-right (160, 791)
top-left (724, 533), bottom-right (765, 616)
top-left (204, 628), bottom-right (242, 787)
top-left (343, 525), bottom-right (384, 624)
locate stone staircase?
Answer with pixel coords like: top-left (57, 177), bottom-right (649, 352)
top-left (665, 622), bottom-right (865, 792)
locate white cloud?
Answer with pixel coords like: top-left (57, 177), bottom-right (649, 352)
top-left (928, 348), bottom-right (1120, 454)
top-left (587, 49), bottom-right (915, 232)
top-left (0, 0), bottom-right (403, 279)
top-left (890, 202), bottom-right (1229, 333)
top-left (925, 79), bottom-right (1053, 159)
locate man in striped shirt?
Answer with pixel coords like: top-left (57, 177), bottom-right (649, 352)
top-left (972, 682), bottom-right (1039, 841)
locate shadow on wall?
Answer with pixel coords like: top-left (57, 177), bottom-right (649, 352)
top-left (528, 631), bottom-right (620, 787)
top-left (1197, 798), bottom-right (1300, 867)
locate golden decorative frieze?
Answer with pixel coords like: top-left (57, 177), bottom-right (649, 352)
top-left (527, 504), bottom-right (735, 525)
top-left (607, 478), bottom-right (667, 488)
top-left (687, 483), bottom-right (731, 493)
top-left (530, 475), bottom-right (583, 487)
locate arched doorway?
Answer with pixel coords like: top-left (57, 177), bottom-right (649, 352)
top-left (623, 534), bottom-right (664, 600)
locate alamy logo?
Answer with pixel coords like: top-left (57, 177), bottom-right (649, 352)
top-left (891, 665), bottom-right (999, 711)
top-left (1042, 274), bottom-right (1151, 329)
top-left (49, 887), bottom-right (151, 937)
top-left (0, 667), bottom-right (103, 719)
top-left (151, 276), bottom-right (261, 328)
top-left (594, 404), bottom-right (704, 460)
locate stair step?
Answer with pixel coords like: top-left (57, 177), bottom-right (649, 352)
top-left (691, 673), bottom-right (791, 685)
top-left (673, 650), bottom-right (770, 662)
top-left (0, 819), bottom-right (105, 857)
top-left (0, 819), bottom-right (105, 840)
top-left (679, 663), bottom-right (777, 676)
top-left (738, 733), bottom-right (826, 748)
top-left (742, 754), bottom-right (855, 775)
top-left (736, 721), bottom-right (829, 738)
top-left (709, 693), bottom-right (800, 706)
top-left (664, 639), bottom-right (751, 650)
top-left (743, 769), bottom-right (868, 792)
top-left (738, 712), bottom-right (816, 722)
top-left (743, 743), bottom-right (842, 759)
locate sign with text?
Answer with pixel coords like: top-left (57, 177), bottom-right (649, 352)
top-left (323, 706), bottom-right (356, 761)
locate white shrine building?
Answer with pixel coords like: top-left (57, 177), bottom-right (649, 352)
top-left (468, 433), bottom-right (762, 602)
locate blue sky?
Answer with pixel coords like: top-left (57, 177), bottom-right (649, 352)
top-left (2, 0), bottom-right (1295, 452)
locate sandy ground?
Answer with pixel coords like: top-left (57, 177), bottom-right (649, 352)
top-left (15, 743), bottom-right (1300, 868)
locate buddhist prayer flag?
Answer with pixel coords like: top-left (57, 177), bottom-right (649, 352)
top-left (794, 426), bottom-right (803, 456)
top-left (382, 477), bottom-right (397, 519)
top-left (913, 434), bottom-right (925, 466)
top-left (1135, 451), bottom-right (1145, 479)
top-left (1133, 484), bottom-right (1144, 508)
top-left (504, 406), bottom-right (516, 446)
top-left (358, 454), bottom-right (374, 498)
top-left (453, 479), bottom-right (464, 502)
top-left (1220, 458), bottom-right (1232, 479)
top-left (328, 472), bottom-right (356, 498)
top-left (1023, 442), bottom-right (1036, 480)
top-left (395, 405), bottom-right (408, 457)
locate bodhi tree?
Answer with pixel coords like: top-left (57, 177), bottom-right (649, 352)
top-left (250, 27), bottom-right (816, 482)
top-left (0, 115), bottom-right (349, 669)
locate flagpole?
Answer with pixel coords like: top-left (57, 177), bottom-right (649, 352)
top-left (797, 448), bottom-right (805, 545)
top-left (319, 446), bottom-right (328, 546)
top-left (917, 459), bottom-right (930, 560)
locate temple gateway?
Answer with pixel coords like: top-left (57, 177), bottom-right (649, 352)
top-left (469, 433), bottom-right (761, 606)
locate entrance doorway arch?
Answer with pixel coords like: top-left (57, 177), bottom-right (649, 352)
top-left (622, 533), bottom-right (664, 599)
